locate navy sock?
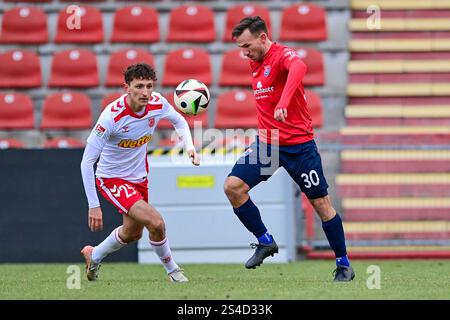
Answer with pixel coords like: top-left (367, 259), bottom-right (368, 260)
top-left (257, 232), bottom-right (273, 245)
top-left (322, 213), bottom-right (350, 265)
top-left (336, 255), bottom-right (350, 267)
top-left (233, 198), bottom-right (267, 239)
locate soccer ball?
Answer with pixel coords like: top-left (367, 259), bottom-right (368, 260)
top-left (173, 79), bottom-right (210, 115)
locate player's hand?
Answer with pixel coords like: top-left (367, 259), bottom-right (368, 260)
top-left (187, 149), bottom-right (200, 166)
top-left (274, 107), bottom-right (288, 122)
top-left (88, 207), bottom-right (103, 232)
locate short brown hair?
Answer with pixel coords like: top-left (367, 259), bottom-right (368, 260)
top-left (124, 63), bottom-right (157, 84)
top-left (231, 16), bottom-right (268, 40)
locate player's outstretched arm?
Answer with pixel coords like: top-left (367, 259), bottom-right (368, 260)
top-left (187, 149), bottom-right (200, 166)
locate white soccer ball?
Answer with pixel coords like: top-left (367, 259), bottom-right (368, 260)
top-left (173, 79), bottom-right (210, 116)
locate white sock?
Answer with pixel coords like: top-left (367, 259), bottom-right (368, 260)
top-left (150, 237), bottom-right (179, 273)
top-left (92, 227), bottom-right (127, 263)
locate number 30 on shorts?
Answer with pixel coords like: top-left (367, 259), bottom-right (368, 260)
top-left (300, 170), bottom-right (320, 188)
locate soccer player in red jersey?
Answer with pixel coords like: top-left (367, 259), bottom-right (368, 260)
top-left (80, 64), bottom-right (199, 282)
top-left (224, 17), bottom-right (354, 281)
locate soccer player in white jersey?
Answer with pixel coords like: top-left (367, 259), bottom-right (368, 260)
top-left (80, 64), bottom-right (199, 282)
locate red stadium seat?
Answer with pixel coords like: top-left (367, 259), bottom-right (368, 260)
top-left (0, 138), bottom-right (24, 149)
top-left (101, 92), bottom-right (125, 112)
top-left (111, 6), bottom-right (159, 43)
top-left (280, 3), bottom-right (327, 41)
top-left (305, 90), bottom-right (323, 128)
top-left (219, 48), bottom-right (252, 87)
top-left (215, 90), bottom-right (258, 129)
top-left (4, 0), bottom-right (50, 2)
top-left (223, 4), bottom-right (271, 42)
top-left (156, 137), bottom-right (179, 148)
top-left (162, 48), bottom-right (211, 87)
top-left (0, 93), bottom-right (35, 130)
top-left (40, 92), bottom-right (92, 130)
top-left (296, 47), bottom-right (325, 86)
top-left (157, 93), bottom-right (209, 129)
top-left (156, 111), bottom-right (209, 130)
top-left (301, 193), bottom-right (316, 240)
top-left (55, 5), bottom-right (103, 43)
top-left (106, 49), bottom-right (154, 87)
top-left (156, 135), bottom-right (203, 149)
top-left (0, 50), bottom-right (41, 88)
top-left (49, 49), bottom-right (98, 88)
top-left (167, 5), bottom-right (215, 43)
top-left (59, 0), bottom-right (105, 2)
top-left (43, 137), bottom-right (85, 149)
top-left (0, 7), bottom-right (48, 44)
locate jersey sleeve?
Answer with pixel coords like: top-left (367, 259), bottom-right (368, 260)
top-left (280, 47), bottom-right (304, 71)
top-left (81, 111), bottom-right (115, 209)
top-left (86, 110), bottom-right (114, 150)
top-left (276, 48), bottom-right (308, 109)
top-left (80, 143), bottom-right (102, 208)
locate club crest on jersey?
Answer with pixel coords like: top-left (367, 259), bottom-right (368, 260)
top-left (122, 126), bottom-right (130, 133)
top-left (118, 134), bottom-right (152, 148)
top-left (263, 65), bottom-right (271, 77)
top-left (148, 118), bottom-right (155, 127)
top-left (95, 124), bottom-right (106, 137)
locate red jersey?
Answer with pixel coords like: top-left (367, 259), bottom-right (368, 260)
top-left (249, 43), bottom-right (313, 145)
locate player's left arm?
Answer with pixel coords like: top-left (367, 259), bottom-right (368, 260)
top-left (163, 102), bottom-right (200, 166)
top-left (274, 51), bottom-right (307, 122)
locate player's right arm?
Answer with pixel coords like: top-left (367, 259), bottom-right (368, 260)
top-left (80, 111), bottom-right (114, 232)
top-left (274, 48), bottom-right (307, 122)
top-left (81, 144), bottom-right (104, 232)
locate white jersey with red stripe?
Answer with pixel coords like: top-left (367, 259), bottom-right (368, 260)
top-left (87, 92), bottom-right (182, 182)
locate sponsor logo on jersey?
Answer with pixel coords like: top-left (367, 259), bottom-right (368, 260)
top-left (118, 134), bottom-right (152, 148)
top-left (263, 65), bottom-right (271, 77)
top-left (122, 125), bottom-right (130, 133)
top-left (254, 81), bottom-right (274, 95)
top-left (95, 124), bottom-right (106, 137)
top-left (283, 48), bottom-right (298, 61)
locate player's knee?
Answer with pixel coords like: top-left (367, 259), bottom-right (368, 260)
top-left (309, 196), bottom-right (335, 221)
top-left (149, 217), bottom-right (165, 235)
top-left (224, 176), bottom-right (247, 199)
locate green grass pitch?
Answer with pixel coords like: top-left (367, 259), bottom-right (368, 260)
top-left (1, 260), bottom-right (449, 300)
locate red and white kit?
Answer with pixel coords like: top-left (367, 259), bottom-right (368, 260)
top-left (81, 92), bottom-right (194, 213)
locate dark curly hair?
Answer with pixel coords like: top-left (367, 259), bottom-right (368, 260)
top-left (124, 63), bottom-right (157, 84)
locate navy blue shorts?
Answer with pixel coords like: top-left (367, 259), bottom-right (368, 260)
top-left (229, 138), bottom-right (329, 199)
